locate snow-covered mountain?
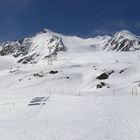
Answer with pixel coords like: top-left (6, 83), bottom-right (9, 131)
top-left (0, 29), bottom-right (140, 65)
top-left (0, 29), bottom-right (140, 92)
top-left (0, 29), bottom-right (109, 64)
top-left (104, 30), bottom-right (140, 51)
top-left (0, 30), bottom-right (67, 64)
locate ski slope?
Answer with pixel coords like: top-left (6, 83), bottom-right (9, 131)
top-left (0, 95), bottom-right (140, 140)
top-left (0, 29), bottom-right (140, 139)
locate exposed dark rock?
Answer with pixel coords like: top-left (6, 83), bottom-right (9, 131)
top-left (49, 70), bottom-right (58, 74)
top-left (119, 69), bottom-right (127, 74)
top-left (17, 54), bottom-right (37, 64)
top-left (96, 73), bottom-right (109, 80)
top-left (104, 30), bottom-right (140, 51)
top-left (96, 70), bottom-right (114, 80)
top-left (0, 32), bottom-right (67, 64)
top-left (108, 70), bottom-right (114, 75)
top-left (33, 73), bottom-right (44, 77)
top-left (96, 84), bottom-right (102, 89)
top-left (0, 44), bottom-right (18, 56)
top-left (96, 82), bottom-right (108, 89)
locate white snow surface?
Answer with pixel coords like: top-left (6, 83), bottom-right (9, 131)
top-left (116, 30), bottom-right (139, 40)
top-left (42, 29), bottom-right (110, 52)
top-left (0, 29), bottom-right (140, 140)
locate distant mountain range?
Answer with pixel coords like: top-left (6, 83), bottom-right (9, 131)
top-left (0, 29), bottom-right (140, 64)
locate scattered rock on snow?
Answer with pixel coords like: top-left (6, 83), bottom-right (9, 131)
top-left (9, 69), bottom-right (19, 73)
top-left (96, 82), bottom-right (109, 89)
top-left (33, 73), bottom-right (44, 77)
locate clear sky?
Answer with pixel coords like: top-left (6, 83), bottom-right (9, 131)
top-left (0, 0), bottom-right (140, 41)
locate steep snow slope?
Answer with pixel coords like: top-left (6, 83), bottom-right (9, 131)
top-left (0, 30), bottom-right (67, 64)
top-left (43, 29), bottom-right (110, 52)
top-left (0, 29), bottom-right (110, 64)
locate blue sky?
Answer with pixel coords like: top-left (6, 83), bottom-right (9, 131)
top-left (0, 0), bottom-right (140, 41)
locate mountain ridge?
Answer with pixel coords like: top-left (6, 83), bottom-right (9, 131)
top-left (0, 29), bottom-right (140, 64)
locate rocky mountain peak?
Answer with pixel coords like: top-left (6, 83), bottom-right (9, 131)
top-left (104, 30), bottom-right (140, 51)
